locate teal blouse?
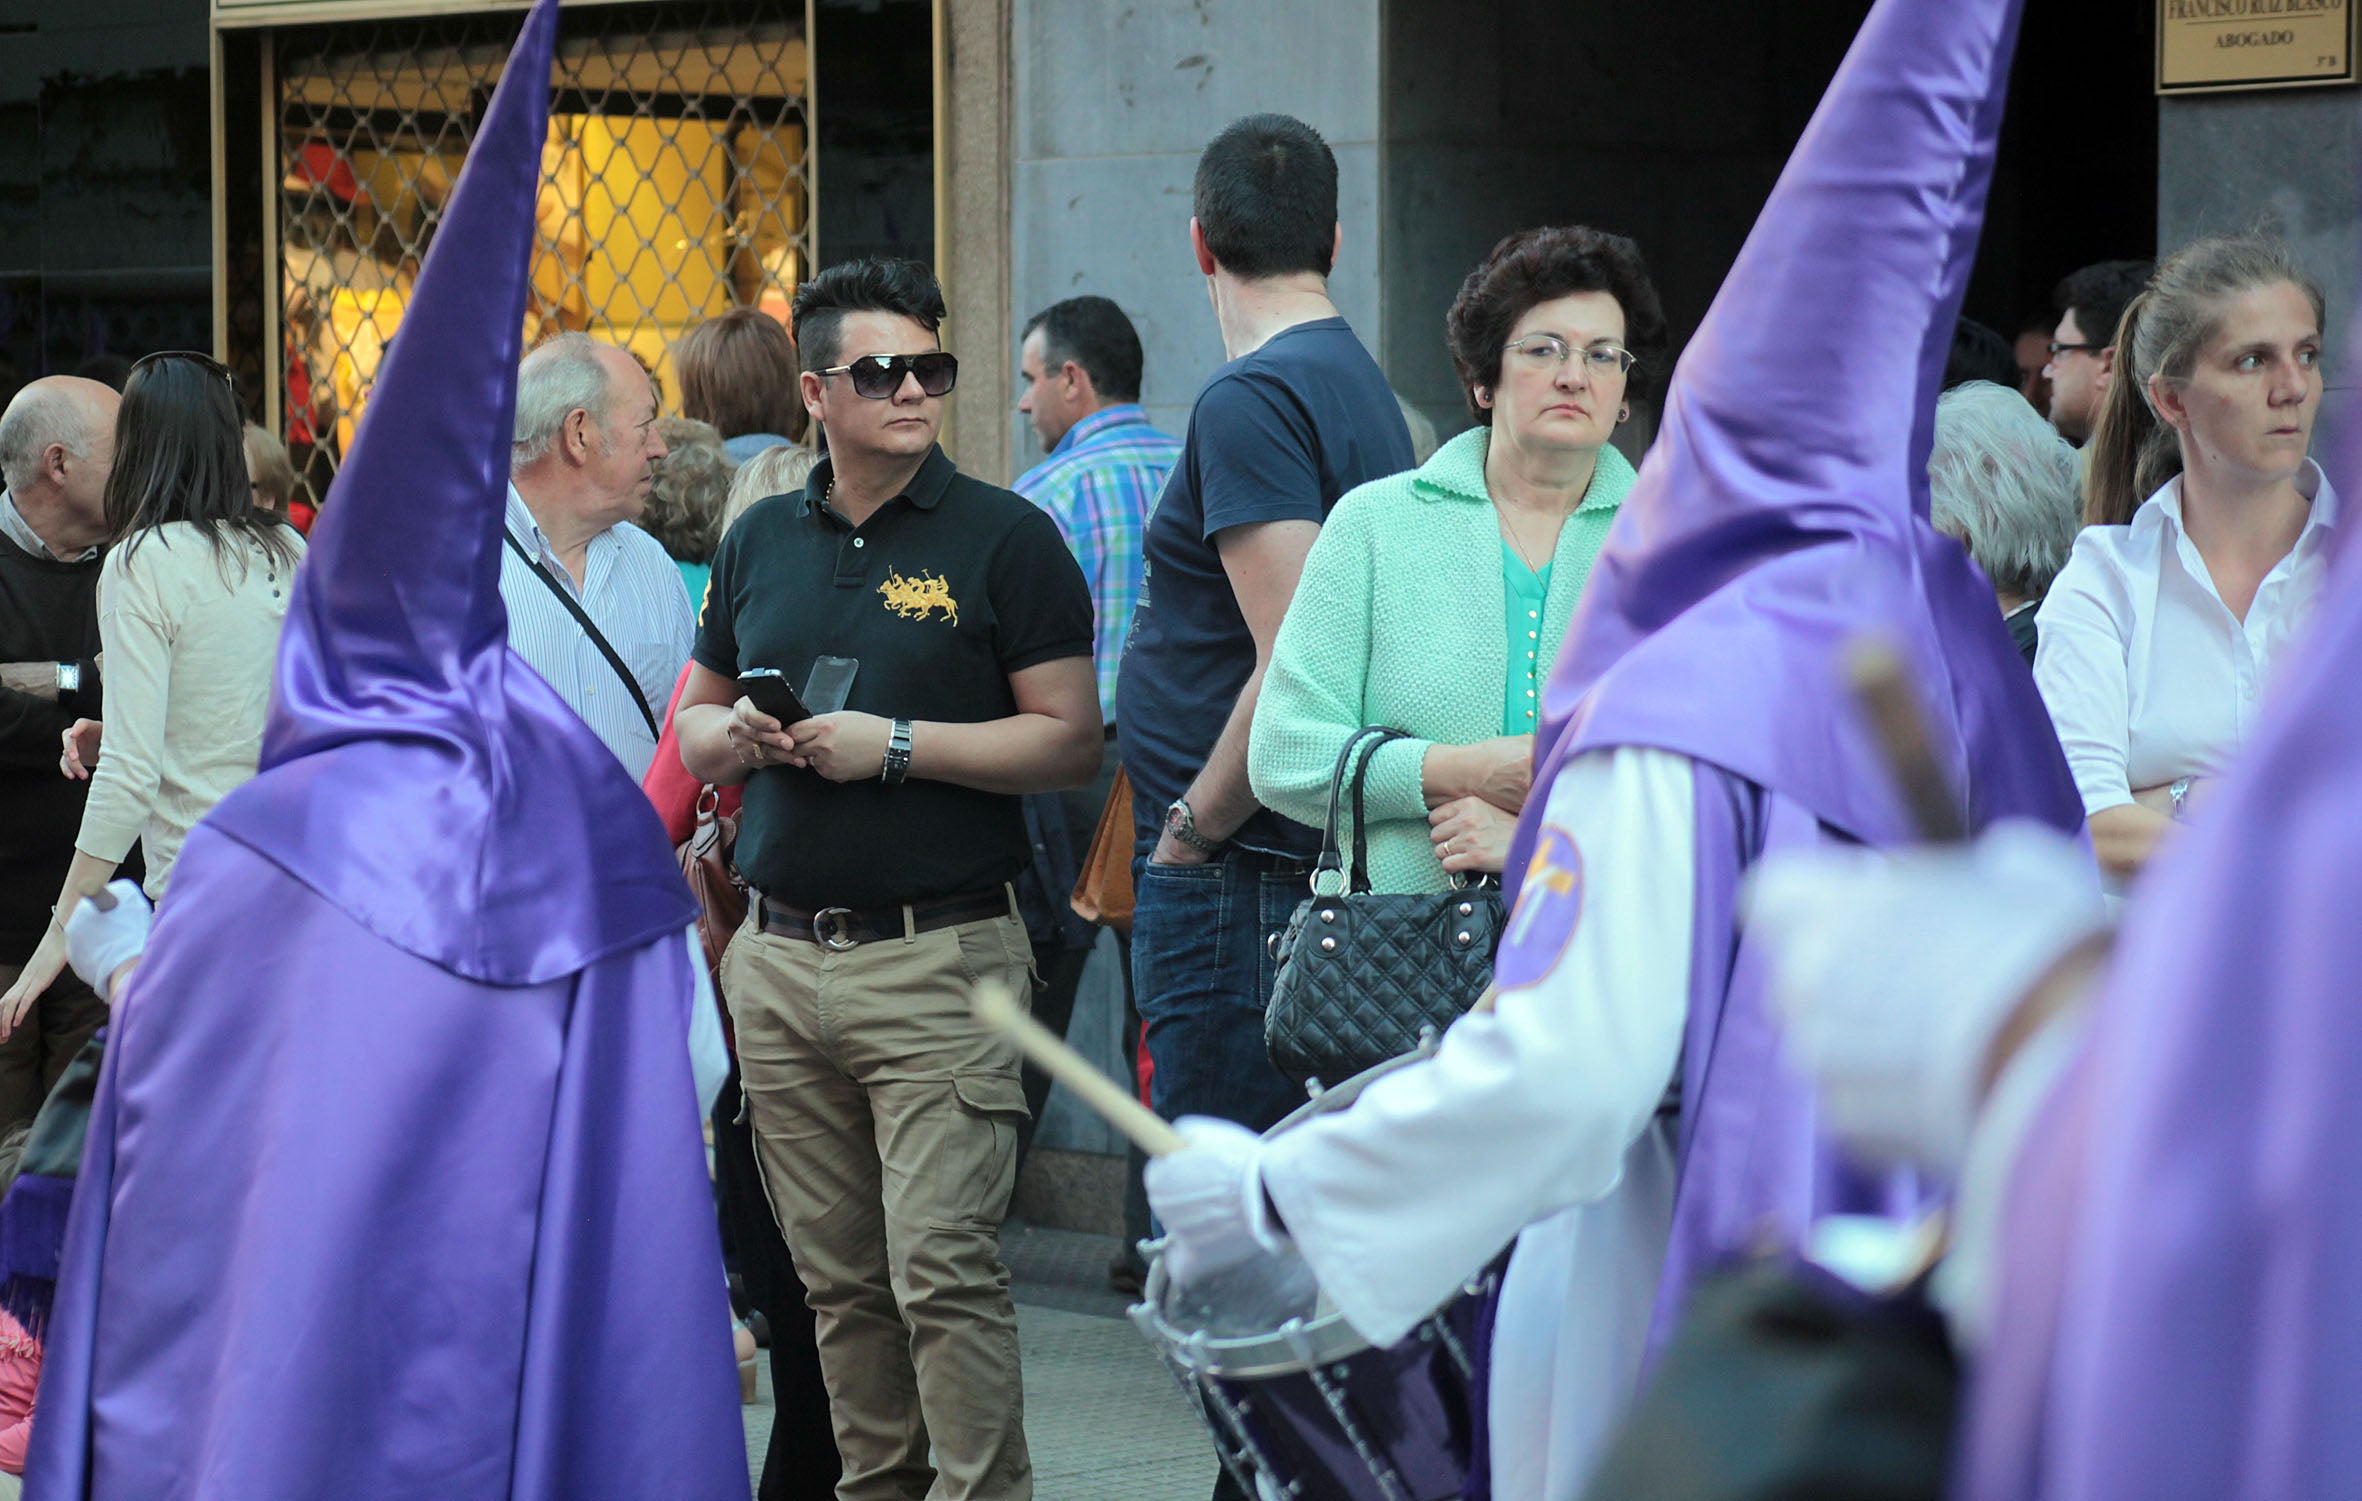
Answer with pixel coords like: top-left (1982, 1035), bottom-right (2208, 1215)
top-left (1503, 544), bottom-right (1554, 734)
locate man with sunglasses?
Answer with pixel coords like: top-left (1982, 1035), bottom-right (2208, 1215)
top-left (2044, 259), bottom-right (2152, 446)
top-left (673, 257), bottom-right (1099, 1501)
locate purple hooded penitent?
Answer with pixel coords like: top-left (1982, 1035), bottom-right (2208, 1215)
top-left (1493, 0), bottom-right (2085, 1344)
top-left (1957, 227), bottom-right (2362, 1501)
top-left (25, 3), bottom-right (747, 1495)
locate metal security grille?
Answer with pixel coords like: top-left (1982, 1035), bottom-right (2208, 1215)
top-left (273, 2), bottom-right (810, 503)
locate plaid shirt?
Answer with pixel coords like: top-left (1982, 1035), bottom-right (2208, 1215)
top-left (1013, 403), bottom-right (1181, 721)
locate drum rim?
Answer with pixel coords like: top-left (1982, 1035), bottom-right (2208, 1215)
top-left (1131, 1043), bottom-right (1448, 1379)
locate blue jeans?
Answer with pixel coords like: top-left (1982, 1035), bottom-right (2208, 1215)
top-left (1130, 848), bottom-right (1313, 1135)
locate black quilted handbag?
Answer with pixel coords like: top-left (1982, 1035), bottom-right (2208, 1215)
top-left (1265, 726), bottom-right (1504, 1087)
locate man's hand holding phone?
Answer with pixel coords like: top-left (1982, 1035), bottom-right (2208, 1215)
top-left (786, 712), bottom-right (894, 783)
top-left (727, 696), bottom-right (804, 771)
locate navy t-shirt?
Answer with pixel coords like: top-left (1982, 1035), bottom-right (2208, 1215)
top-left (1117, 316), bottom-right (1414, 857)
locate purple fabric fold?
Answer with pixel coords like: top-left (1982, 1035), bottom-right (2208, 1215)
top-left (0, 1174), bottom-right (74, 1338)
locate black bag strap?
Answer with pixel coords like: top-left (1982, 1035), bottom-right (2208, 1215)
top-left (503, 528), bottom-right (661, 741)
top-left (1312, 726), bottom-right (1406, 897)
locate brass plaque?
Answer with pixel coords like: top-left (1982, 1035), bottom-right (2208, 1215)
top-left (2158, 0), bottom-right (2357, 95)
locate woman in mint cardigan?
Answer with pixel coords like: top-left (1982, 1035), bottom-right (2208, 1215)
top-left (1250, 226), bottom-right (1666, 893)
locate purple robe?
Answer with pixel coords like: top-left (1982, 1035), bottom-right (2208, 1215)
top-left (25, 3), bottom-right (747, 1493)
top-left (28, 830), bottom-right (745, 1499)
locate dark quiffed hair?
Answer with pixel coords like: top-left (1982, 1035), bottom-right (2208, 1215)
top-left (1023, 295), bottom-right (1146, 403)
top-left (1193, 114), bottom-right (1338, 281)
top-left (1444, 226), bottom-right (1669, 423)
top-left (790, 258), bottom-right (949, 377)
top-left (107, 355), bottom-right (297, 569)
top-left (2052, 259), bottom-right (2153, 348)
top-left (676, 308), bottom-right (805, 442)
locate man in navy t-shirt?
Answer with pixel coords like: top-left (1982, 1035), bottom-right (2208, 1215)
top-left (1117, 113), bottom-right (1414, 1156)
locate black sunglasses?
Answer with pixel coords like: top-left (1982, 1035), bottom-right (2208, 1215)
top-left (130, 349), bottom-right (237, 393)
top-left (816, 351), bottom-right (959, 400)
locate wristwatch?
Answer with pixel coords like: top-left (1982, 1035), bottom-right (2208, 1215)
top-left (54, 661), bottom-right (80, 711)
top-left (1163, 797), bottom-right (1223, 855)
top-left (879, 718), bottom-right (914, 785)
top-left (2167, 777), bottom-right (2192, 822)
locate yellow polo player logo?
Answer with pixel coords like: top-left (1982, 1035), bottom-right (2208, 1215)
top-left (878, 568), bottom-right (961, 627)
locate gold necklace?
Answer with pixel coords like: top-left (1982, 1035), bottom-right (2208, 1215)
top-left (1493, 501), bottom-right (1556, 574)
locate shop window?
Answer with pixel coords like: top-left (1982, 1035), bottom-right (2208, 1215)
top-left (274, 2), bottom-right (809, 504)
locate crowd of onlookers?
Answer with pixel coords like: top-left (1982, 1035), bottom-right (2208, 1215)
top-left (0, 100), bottom-right (2336, 1501)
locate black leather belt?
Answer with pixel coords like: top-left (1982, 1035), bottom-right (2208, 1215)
top-left (756, 888), bottom-right (1011, 951)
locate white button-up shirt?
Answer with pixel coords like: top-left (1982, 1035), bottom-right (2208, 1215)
top-left (2034, 460), bottom-right (2338, 825)
top-left (497, 485), bottom-right (694, 777)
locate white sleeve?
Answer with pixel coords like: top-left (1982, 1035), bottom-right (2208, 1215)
top-left (2033, 548), bottom-right (2136, 816)
top-left (684, 928), bottom-right (728, 1123)
top-left (1259, 746), bottom-right (1696, 1347)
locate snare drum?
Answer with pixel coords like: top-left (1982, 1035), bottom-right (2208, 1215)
top-left (1132, 1049), bottom-right (1504, 1501)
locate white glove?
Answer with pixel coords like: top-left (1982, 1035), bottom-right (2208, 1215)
top-left (65, 880), bottom-right (153, 1003)
top-left (1145, 1116), bottom-right (1292, 1290)
top-left (1742, 820), bottom-right (2105, 1173)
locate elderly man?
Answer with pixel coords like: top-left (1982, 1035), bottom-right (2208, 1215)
top-left (1927, 380), bottom-right (2082, 663)
top-left (0, 375), bottom-right (119, 1124)
top-left (502, 333), bottom-right (693, 775)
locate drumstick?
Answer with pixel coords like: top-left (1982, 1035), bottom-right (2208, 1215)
top-left (1844, 636), bottom-right (1966, 843)
top-left (971, 979), bottom-right (1189, 1158)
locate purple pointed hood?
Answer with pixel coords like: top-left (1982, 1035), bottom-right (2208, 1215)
top-left (205, 0), bottom-right (694, 984)
top-left (1507, 0), bottom-right (2081, 896)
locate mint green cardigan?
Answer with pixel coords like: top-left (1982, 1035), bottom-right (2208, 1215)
top-left (1247, 425), bottom-right (1636, 894)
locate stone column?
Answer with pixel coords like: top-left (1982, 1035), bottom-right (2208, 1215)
top-left (941, 0), bottom-right (1017, 485)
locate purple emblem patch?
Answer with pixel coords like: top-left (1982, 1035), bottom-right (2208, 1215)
top-left (1497, 824), bottom-right (1584, 991)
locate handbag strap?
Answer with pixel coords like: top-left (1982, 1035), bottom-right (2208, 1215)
top-left (1312, 726), bottom-right (1407, 897)
top-left (502, 528), bottom-right (661, 740)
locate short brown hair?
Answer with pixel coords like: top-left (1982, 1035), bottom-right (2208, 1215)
top-left (1445, 226), bottom-right (1668, 424)
top-left (242, 422), bottom-right (298, 517)
top-left (675, 308), bottom-right (804, 442)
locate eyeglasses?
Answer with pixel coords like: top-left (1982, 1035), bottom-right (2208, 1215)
top-left (129, 349), bottom-right (237, 392)
top-left (816, 351), bottom-right (959, 400)
top-left (2046, 341), bottom-right (2108, 358)
top-left (1503, 334), bottom-right (1637, 378)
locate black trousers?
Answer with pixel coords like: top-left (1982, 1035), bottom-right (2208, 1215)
top-left (713, 1066), bottom-right (842, 1500)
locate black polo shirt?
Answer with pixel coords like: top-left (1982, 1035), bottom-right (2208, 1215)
top-left (694, 445), bottom-right (1093, 909)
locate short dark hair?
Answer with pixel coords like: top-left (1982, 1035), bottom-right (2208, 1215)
top-left (676, 308), bottom-right (805, 442)
top-left (1444, 226), bottom-right (1669, 423)
top-left (1944, 317), bottom-right (2020, 391)
top-left (2052, 259), bottom-right (2153, 347)
top-left (1192, 114), bottom-right (1338, 281)
top-left (791, 257), bottom-right (948, 377)
top-left (1022, 296), bottom-right (1146, 403)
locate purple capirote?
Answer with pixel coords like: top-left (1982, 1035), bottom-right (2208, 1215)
top-left (25, 1), bottom-right (746, 1495)
top-left (1490, 0), bottom-right (2086, 1355)
top-left (1957, 260), bottom-right (2362, 1501)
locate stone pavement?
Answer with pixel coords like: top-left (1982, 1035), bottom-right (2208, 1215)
top-left (741, 1222), bottom-right (1222, 1499)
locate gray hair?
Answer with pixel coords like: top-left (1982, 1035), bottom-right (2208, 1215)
top-left (511, 333), bottom-right (616, 469)
top-left (1928, 380), bottom-right (2081, 601)
top-left (0, 383), bottom-right (90, 494)
top-left (721, 439), bottom-right (818, 533)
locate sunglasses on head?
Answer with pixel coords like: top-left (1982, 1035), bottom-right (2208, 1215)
top-left (816, 351), bottom-right (959, 400)
top-left (129, 349), bottom-right (237, 393)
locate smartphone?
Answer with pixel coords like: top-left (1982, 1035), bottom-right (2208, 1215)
top-left (736, 668), bottom-right (812, 725)
top-left (802, 655), bottom-right (860, 716)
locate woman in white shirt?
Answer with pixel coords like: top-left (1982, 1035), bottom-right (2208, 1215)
top-left (2035, 236), bottom-right (2334, 889)
top-left (0, 352), bottom-right (304, 1031)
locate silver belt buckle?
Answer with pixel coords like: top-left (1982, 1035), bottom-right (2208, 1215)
top-left (811, 907), bottom-right (861, 952)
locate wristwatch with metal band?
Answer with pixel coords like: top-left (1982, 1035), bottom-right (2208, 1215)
top-left (1163, 797), bottom-right (1222, 854)
top-left (880, 718), bottom-right (914, 785)
top-left (2168, 777), bottom-right (2192, 822)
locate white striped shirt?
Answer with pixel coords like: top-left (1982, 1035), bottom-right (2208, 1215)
top-left (499, 485), bottom-right (694, 777)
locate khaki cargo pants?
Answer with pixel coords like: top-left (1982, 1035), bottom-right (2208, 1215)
top-left (723, 900), bottom-right (1035, 1501)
